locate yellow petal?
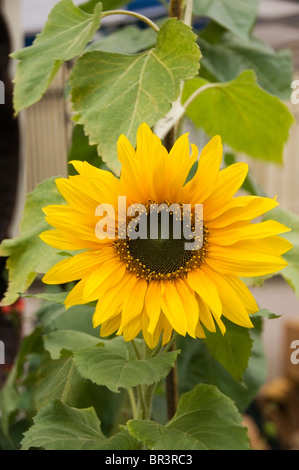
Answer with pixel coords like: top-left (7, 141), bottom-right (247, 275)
top-left (145, 281), bottom-right (162, 334)
top-left (119, 277), bottom-right (147, 330)
top-left (161, 281), bottom-right (188, 336)
top-left (92, 275), bottom-right (130, 327)
top-left (40, 229), bottom-right (100, 251)
top-left (121, 316), bottom-right (142, 342)
top-left (207, 196), bottom-right (279, 227)
top-left (196, 295), bottom-right (216, 333)
top-left (206, 242), bottom-right (288, 277)
top-left (224, 275), bottom-right (258, 314)
top-left (184, 135), bottom-right (222, 203)
top-left (203, 163), bottom-right (248, 218)
top-left (42, 250), bottom-right (106, 284)
top-left (175, 279), bottom-right (199, 338)
top-left (162, 316), bottom-right (173, 346)
top-left (141, 309), bottom-right (162, 349)
top-left (64, 278), bottom-right (87, 308)
top-left (82, 258), bottom-right (126, 303)
top-left (187, 267), bottom-right (222, 318)
top-left (206, 268), bottom-right (254, 328)
top-left (100, 312), bottom-right (121, 337)
top-left (209, 220), bottom-right (291, 246)
top-left (168, 133), bottom-right (198, 188)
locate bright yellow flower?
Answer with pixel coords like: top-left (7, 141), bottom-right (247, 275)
top-left (41, 123), bottom-right (291, 348)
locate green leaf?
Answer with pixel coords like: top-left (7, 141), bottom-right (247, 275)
top-left (182, 70), bottom-right (294, 163)
top-left (37, 302), bottom-right (99, 337)
top-left (128, 384), bottom-right (249, 450)
top-left (43, 329), bottom-right (101, 359)
top-left (70, 18), bottom-right (201, 173)
top-left (86, 24), bottom-right (156, 54)
top-left (68, 124), bottom-right (109, 175)
top-left (21, 400), bottom-right (139, 450)
top-left (80, 0), bottom-right (126, 13)
top-left (12, 0), bottom-right (102, 113)
top-left (26, 291), bottom-right (69, 305)
top-left (264, 206), bottom-right (299, 298)
top-left (177, 314), bottom-right (268, 413)
top-left (204, 320), bottom-right (252, 382)
top-left (193, 0), bottom-right (260, 38)
top-left (198, 34), bottom-right (294, 100)
top-left (34, 355), bottom-right (83, 410)
top-left (0, 178), bottom-right (66, 306)
top-left (74, 336), bottom-right (180, 392)
top-left (0, 368), bottom-right (20, 436)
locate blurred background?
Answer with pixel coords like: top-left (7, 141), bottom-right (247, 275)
top-left (0, 0), bottom-right (299, 449)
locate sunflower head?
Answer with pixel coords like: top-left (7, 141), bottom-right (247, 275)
top-left (41, 123), bottom-right (292, 348)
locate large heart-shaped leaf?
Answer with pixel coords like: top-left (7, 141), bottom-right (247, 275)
top-left (21, 400), bottom-right (139, 450)
top-left (128, 384), bottom-right (249, 450)
top-left (0, 178), bottom-right (65, 306)
top-left (183, 70), bottom-right (294, 163)
top-left (74, 336), bottom-right (179, 392)
top-left (12, 0), bottom-right (102, 113)
top-left (193, 0), bottom-right (260, 37)
top-left (70, 18), bottom-right (201, 173)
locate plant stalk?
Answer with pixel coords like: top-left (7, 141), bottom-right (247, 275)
top-left (169, 0), bottom-right (184, 19)
top-left (165, 342), bottom-right (179, 420)
top-left (101, 10), bottom-right (160, 32)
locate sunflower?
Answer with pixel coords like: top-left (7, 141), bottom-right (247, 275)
top-left (40, 123), bottom-right (291, 348)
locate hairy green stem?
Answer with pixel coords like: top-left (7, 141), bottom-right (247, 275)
top-left (101, 10), bottom-right (160, 32)
top-left (127, 388), bottom-right (138, 419)
top-left (169, 0), bottom-right (185, 19)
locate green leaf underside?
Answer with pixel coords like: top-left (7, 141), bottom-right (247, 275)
top-left (44, 329), bottom-right (101, 360)
top-left (128, 384), bottom-right (249, 450)
top-left (193, 0), bottom-right (260, 38)
top-left (183, 70), bottom-right (294, 163)
top-left (86, 24), bottom-right (156, 55)
top-left (34, 356), bottom-right (82, 410)
top-left (204, 320), bottom-right (252, 382)
top-left (79, 0), bottom-right (127, 14)
top-left (70, 18), bottom-right (201, 173)
top-left (12, 0), bottom-right (102, 113)
top-left (0, 178), bottom-right (66, 306)
top-left (198, 34), bottom-right (294, 100)
top-left (74, 337), bottom-right (180, 392)
top-left (21, 400), bottom-right (139, 450)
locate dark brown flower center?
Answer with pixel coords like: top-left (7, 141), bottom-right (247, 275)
top-left (114, 202), bottom-right (208, 282)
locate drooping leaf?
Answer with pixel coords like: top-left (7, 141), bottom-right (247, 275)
top-left (193, 0), bottom-right (260, 38)
top-left (33, 355), bottom-right (83, 410)
top-left (12, 0), bottom-right (102, 113)
top-left (198, 34), bottom-right (294, 100)
top-left (0, 178), bottom-right (66, 306)
top-left (74, 336), bottom-right (180, 392)
top-left (177, 310), bottom-right (270, 412)
top-left (128, 384), bottom-right (249, 450)
top-left (204, 319), bottom-right (252, 382)
top-left (70, 18), bottom-right (201, 173)
top-left (182, 70), bottom-right (294, 163)
top-left (43, 329), bottom-right (101, 360)
top-left (21, 400), bottom-right (139, 450)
